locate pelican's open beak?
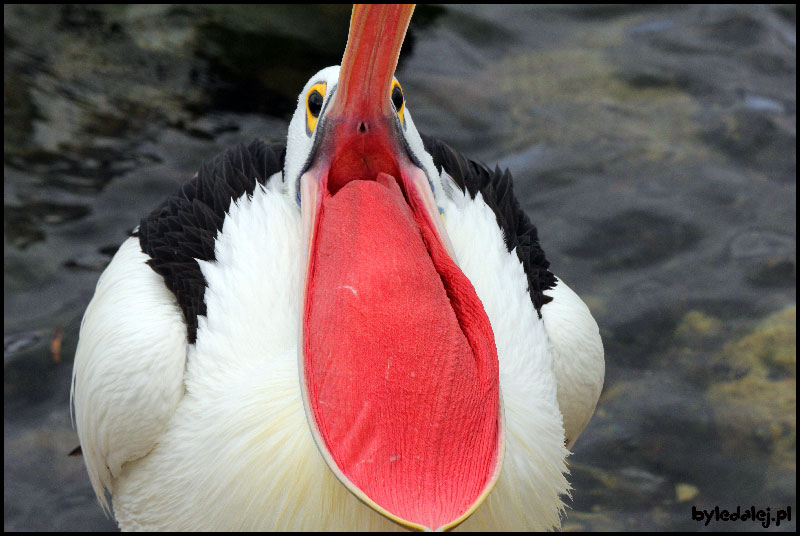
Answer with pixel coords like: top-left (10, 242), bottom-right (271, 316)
top-left (298, 5), bottom-right (504, 531)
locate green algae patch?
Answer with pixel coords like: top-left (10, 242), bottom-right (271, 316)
top-left (707, 306), bottom-right (796, 472)
top-left (675, 310), bottom-right (724, 341)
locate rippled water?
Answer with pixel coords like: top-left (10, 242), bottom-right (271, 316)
top-left (4, 5), bottom-right (796, 531)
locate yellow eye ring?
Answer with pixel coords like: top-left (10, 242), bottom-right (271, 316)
top-left (391, 80), bottom-right (405, 127)
top-left (306, 82), bottom-right (327, 134)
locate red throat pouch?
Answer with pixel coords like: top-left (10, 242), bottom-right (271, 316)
top-left (303, 174), bottom-right (501, 530)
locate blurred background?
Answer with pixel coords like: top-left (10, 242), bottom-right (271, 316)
top-left (4, 4), bottom-right (795, 531)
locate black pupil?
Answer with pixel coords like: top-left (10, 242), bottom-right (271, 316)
top-left (308, 90), bottom-right (323, 117)
top-left (391, 85), bottom-right (404, 112)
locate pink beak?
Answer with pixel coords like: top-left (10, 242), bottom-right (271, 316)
top-left (298, 5), bottom-right (504, 530)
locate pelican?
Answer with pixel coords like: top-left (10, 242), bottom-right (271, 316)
top-left (71, 4), bottom-right (603, 531)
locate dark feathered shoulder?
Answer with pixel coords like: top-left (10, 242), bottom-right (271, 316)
top-left (136, 139), bottom-right (285, 343)
top-left (420, 134), bottom-right (556, 316)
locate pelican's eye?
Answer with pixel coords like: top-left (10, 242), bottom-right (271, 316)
top-left (306, 83), bottom-right (327, 134)
top-left (391, 80), bottom-right (405, 127)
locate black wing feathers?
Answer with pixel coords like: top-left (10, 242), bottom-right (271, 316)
top-left (420, 134), bottom-right (556, 316)
top-left (136, 134), bottom-right (552, 343)
top-left (136, 139), bottom-right (285, 343)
